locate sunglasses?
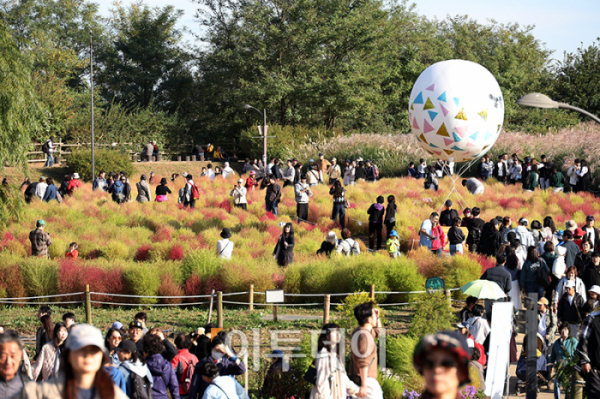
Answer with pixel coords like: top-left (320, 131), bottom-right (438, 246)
top-left (422, 358), bottom-right (458, 370)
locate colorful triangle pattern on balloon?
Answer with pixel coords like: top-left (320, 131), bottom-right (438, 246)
top-left (433, 150), bottom-right (442, 156)
top-left (437, 91), bottom-right (447, 102)
top-left (455, 125), bottom-right (468, 138)
top-left (452, 132), bottom-right (462, 142)
top-left (428, 111), bottom-right (438, 121)
top-left (429, 143), bottom-right (439, 148)
top-left (410, 103), bottom-right (414, 110)
top-left (497, 124), bottom-right (502, 133)
top-left (419, 134), bottom-right (428, 144)
top-left (426, 149), bottom-right (434, 155)
top-left (470, 132), bottom-right (478, 141)
top-left (414, 92), bottom-right (424, 104)
top-left (466, 142), bottom-right (475, 147)
top-left (453, 97), bottom-right (460, 107)
top-left (426, 84), bottom-right (435, 92)
top-left (412, 117), bottom-right (420, 130)
top-left (455, 108), bottom-right (467, 121)
top-left (444, 150), bottom-right (454, 155)
top-left (451, 145), bottom-right (464, 151)
top-left (485, 131), bottom-right (493, 140)
top-left (478, 109), bottom-right (488, 121)
top-left (423, 119), bottom-right (435, 133)
top-left (440, 103), bottom-right (450, 117)
top-left (436, 123), bottom-right (450, 137)
top-left (424, 98), bottom-right (435, 110)
top-left (443, 138), bottom-right (454, 146)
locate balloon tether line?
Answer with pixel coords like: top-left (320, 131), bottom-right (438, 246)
top-left (436, 156), bottom-right (483, 216)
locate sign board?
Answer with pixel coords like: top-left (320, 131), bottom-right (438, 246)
top-left (425, 277), bottom-right (445, 294)
top-left (484, 302), bottom-right (513, 399)
top-left (265, 289), bottom-right (285, 304)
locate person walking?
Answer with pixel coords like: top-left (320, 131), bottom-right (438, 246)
top-left (549, 322), bottom-right (578, 399)
top-left (230, 179), bottom-right (247, 210)
top-left (523, 165), bottom-right (539, 192)
top-left (465, 207), bottom-right (485, 253)
top-left (329, 180), bottom-right (346, 229)
top-left (480, 253), bottom-right (512, 312)
top-left (355, 161), bottom-right (367, 182)
top-left (170, 333), bottom-right (199, 399)
top-left (221, 162), bottom-right (235, 179)
top-left (32, 322), bottom-right (69, 381)
top-left (384, 195), bottom-right (397, 237)
top-left (93, 171), bottom-right (107, 192)
top-left (367, 196), bottom-right (385, 251)
top-left (317, 154), bottom-right (331, 184)
top-left (265, 177), bottom-right (282, 216)
top-left (294, 175), bottom-right (312, 223)
top-left (557, 280), bottom-right (586, 338)
top-left (155, 178), bottom-right (172, 202)
top-left (0, 330), bottom-right (32, 397)
top-left (42, 136), bottom-right (56, 167)
top-left (577, 301), bottom-right (600, 399)
top-left (520, 247), bottom-right (551, 299)
top-left (386, 231), bottom-right (401, 258)
top-left (29, 220), bottom-right (52, 258)
top-left (273, 223), bottom-right (294, 266)
top-left (198, 362), bottom-right (249, 399)
top-left (143, 334), bottom-right (181, 399)
top-left (216, 228), bottom-right (234, 260)
top-left (67, 173), bottom-right (82, 195)
top-left (136, 175), bottom-right (151, 203)
top-left (307, 164), bottom-right (320, 187)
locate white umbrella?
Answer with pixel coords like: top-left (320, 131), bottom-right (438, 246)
top-left (461, 279), bottom-right (507, 300)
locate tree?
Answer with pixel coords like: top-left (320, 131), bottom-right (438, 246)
top-left (96, 3), bottom-right (191, 111)
top-left (552, 39), bottom-right (600, 118)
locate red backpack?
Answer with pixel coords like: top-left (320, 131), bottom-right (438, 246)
top-left (180, 359), bottom-right (196, 394)
top-left (191, 184), bottom-right (201, 199)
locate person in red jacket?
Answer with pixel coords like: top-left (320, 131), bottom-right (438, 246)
top-left (67, 172), bottom-right (82, 195)
top-left (65, 242), bottom-right (79, 258)
top-left (455, 323), bottom-right (487, 366)
top-left (431, 218), bottom-right (447, 257)
top-left (171, 332), bottom-right (199, 397)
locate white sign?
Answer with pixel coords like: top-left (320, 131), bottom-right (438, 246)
top-left (265, 289), bottom-right (285, 303)
top-left (485, 302), bottom-right (513, 399)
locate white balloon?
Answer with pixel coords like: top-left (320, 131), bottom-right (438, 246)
top-left (408, 60), bottom-right (504, 163)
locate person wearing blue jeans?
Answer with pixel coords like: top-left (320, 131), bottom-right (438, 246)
top-left (448, 218), bottom-right (465, 255)
top-left (549, 322), bottom-right (578, 399)
top-left (43, 136), bottom-right (55, 167)
top-left (329, 181), bottom-right (346, 230)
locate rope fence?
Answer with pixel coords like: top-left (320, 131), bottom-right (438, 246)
top-left (1, 284), bottom-right (465, 326)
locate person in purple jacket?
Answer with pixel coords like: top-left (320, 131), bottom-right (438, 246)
top-left (188, 334), bottom-right (246, 399)
top-left (367, 196), bottom-right (385, 251)
top-left (143, 334), bottom-right (181, 399)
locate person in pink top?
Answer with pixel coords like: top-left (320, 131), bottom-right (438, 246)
top-left (430, 218), bottom-right (446, 258)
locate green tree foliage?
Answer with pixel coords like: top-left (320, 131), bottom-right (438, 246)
top-left (66, 149), bottom-right (135, 181)
top-left (552, 38), bottom-right (600, 119)
top-left (408, 293), bottom-right (456, 338)
top-left (97, 3), bottom-right (192, 111)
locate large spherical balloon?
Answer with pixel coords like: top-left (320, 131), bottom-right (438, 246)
top-left (408, 60), bottom-right (504, 162)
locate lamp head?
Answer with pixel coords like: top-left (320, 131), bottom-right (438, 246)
top-left (243, 104), bottom-right (252, 109)
top-left (516, 93), bottom-right (559, 109)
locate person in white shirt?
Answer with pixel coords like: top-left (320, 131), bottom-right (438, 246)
top-left (44, 136), bottom-right (55, 167)
top-left (462, 178), bottom-right (484, 195)
top-left (200, 362), bottom-right (249, 399)
top-left (283, 160), bottom-right (295, 187)
top-left (216, 228), bottom-right (234, 260)
top-left (466, 305), bottom-right (490, 345)
top-left (222, 162), bottom-right (235, 179)
top-left (35, 177), bottom-right (48, 200)
top-left (567, 159), bottom-right (580, 191)
top-left (343, 160), bottom-right (355, 186)
top-left (509, 159), bottom-right (522, 184)
top-left (206, 164), bottom-right (216, 181)
top-left (336, 228), bottom-right (360, 256)
top-left (294, 175), bottom-right (312, 223)
top-left (230, 179), bottom-right (247, 210)
top-left (183, 174), bottom-right (198, 208)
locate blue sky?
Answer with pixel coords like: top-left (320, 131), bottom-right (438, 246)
top-left (99, 0), bottom-right (599, 60)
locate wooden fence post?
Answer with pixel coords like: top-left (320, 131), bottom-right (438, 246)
top-left (445, 289), bottom-right (451, 305)
top-left (217, 291), bottom-right (224, 328)
top-left (323, 295), bottom-right (330, 324)
top-left (249, 284), bottom-right (254, 311)
top-left (370, 284), bottom-right (375, 301)
top-left (85, 285), bottom-right (92, 325)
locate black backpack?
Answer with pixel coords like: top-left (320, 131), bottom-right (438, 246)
top-left (42, 142), bottom-right (49, 154)
top-left (536, 263), bottom-right (551, 288)
top-left (469, 227), bottom-right (481, 244)
top-left (130, 372), bottom-right (153, 399)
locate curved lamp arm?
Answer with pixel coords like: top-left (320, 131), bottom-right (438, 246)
top-left (558, 103), bottom-right (600, 124)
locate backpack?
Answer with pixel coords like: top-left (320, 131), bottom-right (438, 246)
top-left (41, 141), bottom-right (49, 154)
top-left (469, 227), bottom-right (481, 244)
top-left (373, 164), bottom-right (380, 180)
top-left (130, 372), bottom-right (153, 399)
top-left (191, 184), bottom-right (201, 199)
top-left (536, 262), bottom-right (551, 288)
top-left (113, 180), bottom-right (124, 195)
top-left (180, 359), bottom-right (195, 394)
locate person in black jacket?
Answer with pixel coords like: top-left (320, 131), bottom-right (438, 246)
top-left (439, 200), bottom-right (460, 227)
top-left (316, 232), bottom-right (337, 257)
top-left (583, 252), bottom-right (600, 292)
top-left (577, 304), bottom-right (600, 398)
top-left (355, 161), bottom-right (367, 181)
top-left (466, 207), bottom-right (485, 253)
top-left (273, 223), bottom-right (294, 266)
top-left (576, 240), bottom-right (593, 276)
top-left (481, 253), bottom-right (512, 313)
top-left (583, 215), bottom-right (600, 252)
top-left (384, 195), bottom-right (397, 237)
top-left (557, 280), bottom-right (586, 338)
top-left (448, 218), bottom-right (465, 255)
top-left (367, 196), bottom-right (385, 250)
top-left (480, 219), bottom-right (503, 257)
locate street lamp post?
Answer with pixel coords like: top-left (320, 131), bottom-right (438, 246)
top-left (243, 104), bottom-right (268, 165)
top-left (90, 31), bottom-right (95, 180)
top-left (516, 92), bottom-right (600, 124)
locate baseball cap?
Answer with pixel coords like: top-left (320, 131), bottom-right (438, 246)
top-left (454, 322), bottom-right (467, 329)
top-left (390, 230), bottom-right (399, 237)
top-left (114, 339), bottom-right (138, 353)
top-left (587, 215), bottom-right (595, 221)
top-left (565, 280), bottom-right (576, 289)
top-left (519, 218), bottom-right (529, 226)
top-left (36, 219), bottom-right (45, 227)
top-left (309, 159), bottom-right (314, 163)
top-left (65, 324), bottom-right (107, 354)
top-left (111, 321), bottom-right (124, 330)
top-left (491, 219), bottom-right (500, 225)
top-left (129, 321), bottom-right (143, 330)
top-left (537, 297), bottom-right (549, 306)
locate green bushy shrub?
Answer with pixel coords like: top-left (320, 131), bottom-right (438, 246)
top-left (123, 263), bottom-right (161, 304)
top-left (386, 335), bottom-right (419, 379)
top-left (385, 258), bottom-right (426, 303)
top-left (181, 250), bottom-right (223, 281)
top-left (100, 240), bottom-right (132, 261)
top-left (350, 257), bottom-right (390, 302)
top-left (300, 258), bottom-right (353, 296)
top-left (408, 293), bottom-right (456, 338)
top-left (335, 292), bottom-right (385, 332)
top-left (66, 149), bottom-right (135, 181)
top-left (282, 264), bottom-right (303, 303)
top-left (446, 256), bottom-right (483, 298)
top-left (379, 373), bottom-right (405, 399)
top-left (20, 258), bottom-right (59, 298)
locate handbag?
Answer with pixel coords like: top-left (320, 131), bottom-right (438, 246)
top-left (303, 360), bottom-right (317, 385)
top-left (344, 199), bottom-right (350, 209)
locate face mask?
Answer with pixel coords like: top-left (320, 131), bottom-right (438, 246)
top-left (212, 350), bottom-right (224, 361)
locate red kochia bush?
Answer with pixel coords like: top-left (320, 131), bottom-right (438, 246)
top-left (135, 245), bottom-right (152, 261)
top-left (58, 259), bottom-right (127, 306)
top-left (158, 275), bottom-right (184, 304)
top-left (168, 245), bottom-right (185, 261)
top-left (184, 274), bottom-right (202, 302)
top-left (0, 232), bottom-right (14, 249)
top-left (0, 264), bottom-right (26, 304)
top-left (204, 275), bottom-right (225, 295)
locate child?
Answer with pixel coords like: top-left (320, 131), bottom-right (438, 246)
top-left (407, 162), bottom-right (417, 178)
top-left (65, 242), bottom-right (78, 259)
top-left (386, 230), bottom-right (401, 258)
top-left (417, 158), bottom-right (427, 179)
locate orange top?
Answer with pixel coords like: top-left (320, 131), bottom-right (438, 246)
top-left (65, 250), bottom-right (79, 259)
